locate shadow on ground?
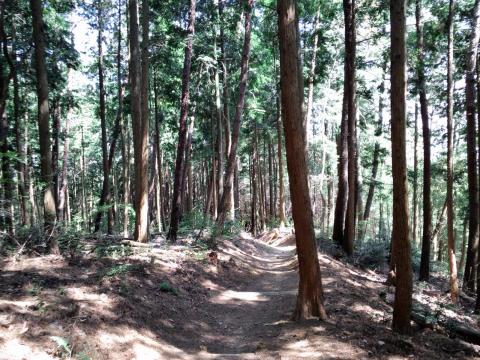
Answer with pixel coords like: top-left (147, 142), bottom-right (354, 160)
top-left (0, 230), bottom-right (478, 359)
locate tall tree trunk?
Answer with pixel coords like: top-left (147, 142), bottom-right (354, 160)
top-left (463, 0), bottom-right (480, 293)
top-left (390, 0), bottom-right (412, 334)
top-left (0, 4), bottom-right (13, 234)
top-left (332, 90), bottom-right (348, 246)
top-left (153, 73), bottom-right (164, 231)
top-left (138, 0), bottom-right (149, 241)
top-left (94, 3), bottom-right (114, 234)
top-left (30, 0), bottom-right (58, 252)
top-left (129, 0), bottom-right (149, 242)
top-left (120, 0), bottom-right (129, 237)
top-left (167, 0), bottom-right (196, 241)
top-left (417, 0), bottom-right (432, 282)
top-left (278, 0), bottom-right (327, 321)
top-left (343, 0), bottom-right (357, 255)
top-left (215, 0), bottom-right (253, 234)
top-left (218, 0), bottom-right (234, 221)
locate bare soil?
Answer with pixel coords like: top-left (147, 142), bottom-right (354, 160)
top-left (1, 230), bottom-right (479, 359)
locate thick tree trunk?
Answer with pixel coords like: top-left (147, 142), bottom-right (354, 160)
top-left (278, 0), bottom-right (327, 321)
top-left (168, 0), bottom-right (196, 241)
top-left (463, 0), bottom-right (480, 293)
top-left (129, 0), bottom-right (150, 243)
top-left (30, 0), bottom-right (58, 252)
top-left (215, 0), bottom-right (253, 234)
top-left (390, 0), bottom-right (412, 334)
top-left (343, 0), bottom-right (357, 256)
top-left (218, 0), bottom-right (234, 221)
top-left (417, 0), bottom-right (432, 282)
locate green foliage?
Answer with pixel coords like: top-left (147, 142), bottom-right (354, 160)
top-left (50, 336), bottom-right (72, 358)
top-left (76, 352), bottom-right (92, 360)
top-left (159, 280), bottom-right (178, 296)
top-left (179, 209), bottom-right (213, 234)
top-left (26, 282), bottom-right (43, 296)
top-left (220, 219), bottom-right (244, 238)
top-left (57, 223), bottom-right (86, 257)
top-left (94, 243), bottom-right (133, 259)
top-left (354, 241), bottom-right (389, 269)
top-left (100, 263), bottom-right (144, 279)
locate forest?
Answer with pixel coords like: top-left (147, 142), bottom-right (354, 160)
top-left (2, 0), bottom-right (480, 358)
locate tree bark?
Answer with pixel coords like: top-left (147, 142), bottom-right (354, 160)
top-left (343, 0), bottom-right (357, 256)
top-left (129, 0), bottom-right (149, 243)
top-left (278, 0), bottom-right (327, 321)
top-left (94, 2), bottom-right (114, 234)
top-left (390, 0), bottom-right (412, 334)
top-left (463, 0), bottom-right (480, 293)
top-left (416, 0), bottom-right (432, 282)
top-left (153, 73), bottom-right (164, 231)
top-left (332, 90), bottom-right (348, 246)
top-left (30, 0), bottom-right (58, 252)
top-left (168, 0), bottom-right (196, 241)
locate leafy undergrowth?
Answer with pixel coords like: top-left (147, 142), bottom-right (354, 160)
top-left (0, 230), bottom-right (478, 359)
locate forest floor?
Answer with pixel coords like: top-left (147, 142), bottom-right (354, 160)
top-left (1, 229), bottom-right (480, 359)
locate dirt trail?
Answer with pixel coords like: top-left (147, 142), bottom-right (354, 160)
top-left (1, 231), bottom-right (479, 359)
top-left (199, 233), bottom-right (299, 358)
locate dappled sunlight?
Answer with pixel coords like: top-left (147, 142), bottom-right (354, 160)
top-left (212, 289), bottom-right (269, 303)
top-left (1, 338), bottom-right (54, 360)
